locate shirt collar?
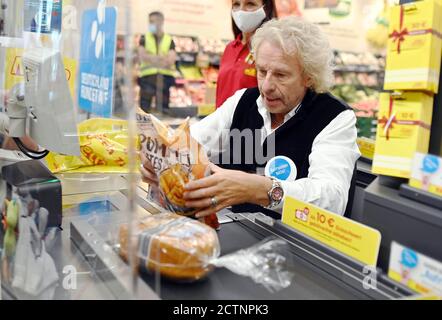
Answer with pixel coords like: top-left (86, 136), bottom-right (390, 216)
top-left (256, 95), bottom-right (302, 131)
top-left (233, 34), bottom-right (243, 48)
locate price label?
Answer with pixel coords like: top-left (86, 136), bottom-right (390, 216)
top-left (282, 196), bottom-right (381, 266)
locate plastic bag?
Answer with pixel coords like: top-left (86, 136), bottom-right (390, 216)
top-left (119, 212), bottom-right (220, 281)
top-left (137, 113), bottom-right (219, 229)
top-left (46, 118), bottom-right (136, 173)
top-left (212, 237), bottom-right (294, 293)
top-left (119, 212), bottom-right (293, 292)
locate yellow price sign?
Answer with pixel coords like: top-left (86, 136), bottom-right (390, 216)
top-left (357, 137), bottom-right (376, 160)
top-left (282, 197), bottom-right (381, 266)
top-left (402, 294), bottom-right (442, 300)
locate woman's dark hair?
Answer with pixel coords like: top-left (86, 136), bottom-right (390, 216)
top-left (231, 0), bottom-right (277, 39)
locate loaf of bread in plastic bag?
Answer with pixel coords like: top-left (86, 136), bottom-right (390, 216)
top-left (119, 212), bottom-right (220, 281)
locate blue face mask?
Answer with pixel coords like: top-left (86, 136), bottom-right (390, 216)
top-left (148, 24), bottom-right (158, 34)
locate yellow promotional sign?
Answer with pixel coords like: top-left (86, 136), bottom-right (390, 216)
top-left (5, 48), bottom-right (77, 97)
top-left (197, 104), bottom-right (216, 117)
top-left (62, 56), bottom-right (78, 99)
top-left (388, 241), bottom-right (442, 296)
top-left (282, 197), bottom-right (381, 266)
top-left (402, 294), bottom-right (442, 300)
top-left (357, 137), bottom-right (375, 160)
top-left (5, 48), bottom-right (24, 91)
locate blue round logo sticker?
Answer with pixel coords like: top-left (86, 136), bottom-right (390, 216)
top-left (265, 156), bottom-right (297, 181)
top-left (400, 248), bottom-right (419, 269)
top-left (421, 155), bottom-right (440, 174)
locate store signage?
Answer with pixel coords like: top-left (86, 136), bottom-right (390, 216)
top-left (388, 242), bottom-right (442, 296)
top-left (78, 3), bottom-right (117, 118)
top-left (403, 294), bottom-right (441, 300)
top-left (357, 137), bottom-right (376, 160)
top-left (265, 156), bottom-right (297, 181)
top-left (24, 0), bottom-right (63, 34)
top-left (5, 49), bottom-right (24, 91)
top-left (4, 48), bottom-right (77, 98)
top-left (410, 153), bottom-right (442, 197)
top-left (137, 0), bottom-right (232, 40)
top-left (282, 196), bottom-right (381, 266)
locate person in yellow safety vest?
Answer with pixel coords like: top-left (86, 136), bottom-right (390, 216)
top-left (137, 11), bottom-right (177, 114)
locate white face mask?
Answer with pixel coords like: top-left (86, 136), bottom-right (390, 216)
top-left (232, 6), bottom-right (266, 33)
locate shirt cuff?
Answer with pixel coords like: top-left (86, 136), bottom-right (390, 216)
top-left (265, 180), bottom-right (304, 215)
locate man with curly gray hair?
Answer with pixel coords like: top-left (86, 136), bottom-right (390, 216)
top-left (252, 17), bottom-right (335, 94)
top-left (142, 17), bottom-right (360, 218)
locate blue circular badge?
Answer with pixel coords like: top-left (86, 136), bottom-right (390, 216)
top-left (400, 248), bottom-right (419, 269)
top-left (265, 156), bottom-right (297, 181)
top-left (421, 155), bottom-right (440, 174)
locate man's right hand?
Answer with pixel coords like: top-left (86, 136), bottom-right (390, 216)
top-left (140, 152), bottom-right (159, 187)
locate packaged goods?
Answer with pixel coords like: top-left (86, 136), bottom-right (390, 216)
top-left (372, 92), bottom-right (433, 178)
top-left (384, 0), bottom-right (442, 93)
top-left (46, 118), bottom-right (133, 174)
top-left (119, 212), bottom-right (218, 280)
top-left (119, 212), bottom-right (293, 292)
top-left (137, 113), bottom-right (219, 229)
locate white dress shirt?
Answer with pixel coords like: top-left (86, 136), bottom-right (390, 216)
top-left (190, 89), bottom-right (361, 216)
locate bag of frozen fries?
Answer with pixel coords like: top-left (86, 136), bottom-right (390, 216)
top-left (137, 113), bottom-right (219, 229)
top-left (46, 118), bottom-right (134, 173)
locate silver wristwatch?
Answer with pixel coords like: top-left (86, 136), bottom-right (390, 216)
top-left (266, 178), bottom-right (284, 209)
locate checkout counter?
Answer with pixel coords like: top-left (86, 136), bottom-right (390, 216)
top-left (0, 160), bottom-right (426, 300)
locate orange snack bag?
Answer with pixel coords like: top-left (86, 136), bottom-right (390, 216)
top-left (137, 113), bottom-right (219, 229)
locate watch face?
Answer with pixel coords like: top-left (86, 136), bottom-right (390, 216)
top-left (271, 186), bottom-right (284, 202)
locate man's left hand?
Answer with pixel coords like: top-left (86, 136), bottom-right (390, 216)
top-left (183, 163), bottom-right (272, 218)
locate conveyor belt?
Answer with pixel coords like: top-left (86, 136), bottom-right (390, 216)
top-left (139, 218), bottom-right (359, 300)
top-left (70, 210), bottom-right (414, 300)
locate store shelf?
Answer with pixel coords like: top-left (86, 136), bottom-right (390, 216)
top-left (176, 52), bottom-right (198, 64)
top-left (334, 66), bottom-right (383, 73)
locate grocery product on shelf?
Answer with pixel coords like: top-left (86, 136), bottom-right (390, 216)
top-left (201, 67), bottom-right (219, 84)
top-left (199, 38), bottom-right (228, 55)
top-left (169, 36), bottom-right (224, 117)
top-left (365, 1), bottom-right (390, 51)
top-left (334, 51), bottom-right (385, 69)
top-left (178, 65), bottom-right (203, 81)
top-left (372, 92), bottom-right (434, 179)
top-left (331, 51), bottom-right (385, 139)
top-left (384, 0), bottom-right (442, 93)
top-left (172, 36), bottom-right (199, 53)
top-left (186, 81), bottom-right (206, 106)
top-left (169, 86), bottom-right (193, 108)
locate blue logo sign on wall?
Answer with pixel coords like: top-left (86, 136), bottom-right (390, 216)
top-left (78, 2), bottom-right (117, 118)
top-left (265, 156), bottom-right (297, 181)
